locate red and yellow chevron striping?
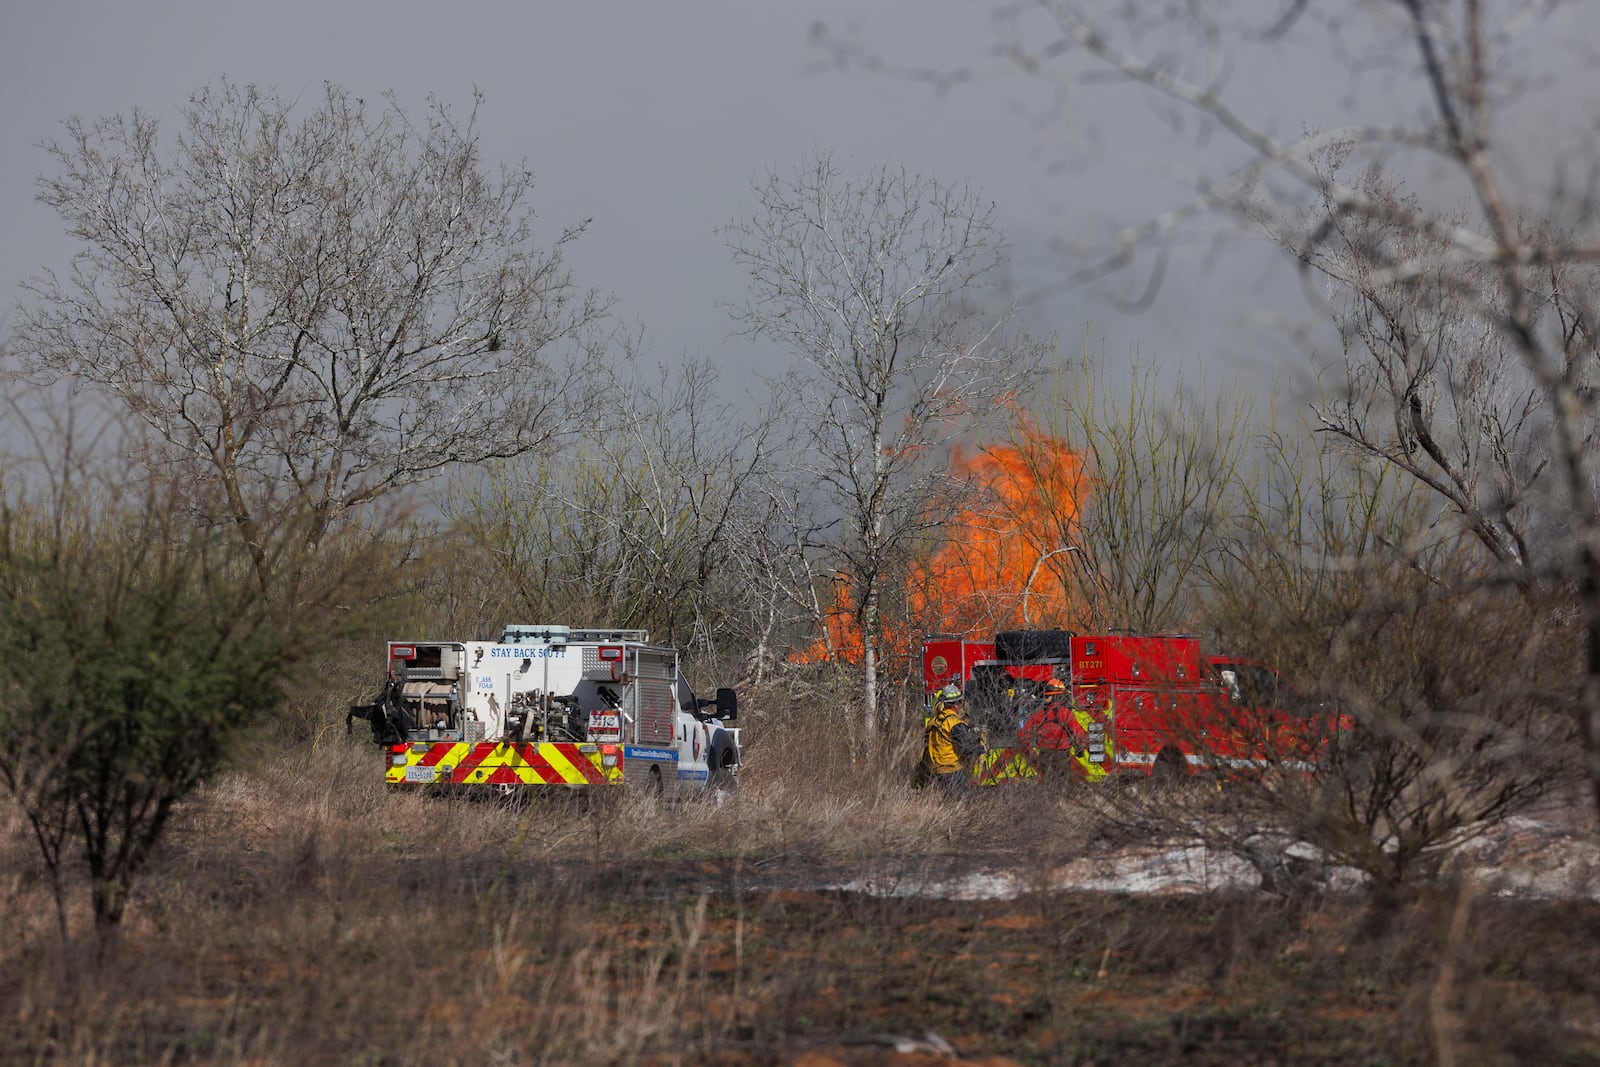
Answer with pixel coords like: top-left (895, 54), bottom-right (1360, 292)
top-left (387, 742), bottom-right (624, 787)
top-left (971, 746), bottom-right (1041, 787)
top-left (1072, 704), bottom-right (1114, 782)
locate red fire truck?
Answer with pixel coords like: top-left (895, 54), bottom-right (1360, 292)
top-left (922, 630), bottom-right (1332, 783)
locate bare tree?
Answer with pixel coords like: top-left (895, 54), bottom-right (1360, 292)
top-left (820, 2), bottom-right (1600, 814)
top-left (1194, 428), bottom-right (1575, 907)
top-left (1026, 350), bottom-right (1252, 632)
top-left (12, 80), bottom-right (606, 585)
top-left (723, 481), bottom-right (825, 694)
top-left (723, 150), bottom-right (1046, 740)
top-left (447, 356), bottom-right (780, 679)
top-left (1302, 161), bottom-right (1558, 587)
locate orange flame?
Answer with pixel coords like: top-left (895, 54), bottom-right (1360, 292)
top-left (794, 421), bottom-right (1087, 664)
top-left (909, 430), bottom-right (1086, 635)
top-left (789, 578), bottom-right (866, 665)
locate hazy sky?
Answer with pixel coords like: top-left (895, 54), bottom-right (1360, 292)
top-left (4, 2), bottom-right (1597, 404)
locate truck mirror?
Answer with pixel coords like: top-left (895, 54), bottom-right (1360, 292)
top-left (715, 687), bottom-right (738, 720)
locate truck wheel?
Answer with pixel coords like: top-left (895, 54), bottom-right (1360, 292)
top-left (1152, 746), bottom-right (1187, 783)
top-left (628, 764), bottom-right (666, 799)
top-left (709, 745), bottom-right (738, 791)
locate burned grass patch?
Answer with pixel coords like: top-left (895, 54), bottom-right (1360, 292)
top-left (3, 745), bottom-right (1598, 1065)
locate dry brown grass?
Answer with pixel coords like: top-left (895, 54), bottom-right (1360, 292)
top-left (3, 700), bottom-right (1598, 1066)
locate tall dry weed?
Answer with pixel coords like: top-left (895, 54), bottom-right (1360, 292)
top-left (6, 718), bottom-right (1599, 1065)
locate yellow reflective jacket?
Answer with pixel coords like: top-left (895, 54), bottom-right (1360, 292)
top-left (925, 706), bottom-right (979, 774)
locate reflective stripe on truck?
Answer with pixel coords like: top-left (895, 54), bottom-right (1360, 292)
top-left (387, 741), bottom-right (624, 786)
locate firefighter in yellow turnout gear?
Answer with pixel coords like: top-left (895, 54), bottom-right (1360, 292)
top-left (917, 684), bottom-right (984, 796)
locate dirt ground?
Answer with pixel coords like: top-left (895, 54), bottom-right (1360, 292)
top-left (3, 761), bottom-right (1599, 1066)
top-left (4, 848), bottom-right (1599, 1065)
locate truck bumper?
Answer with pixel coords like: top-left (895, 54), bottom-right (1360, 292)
top-left (385, 741), bottom-right (624, 786)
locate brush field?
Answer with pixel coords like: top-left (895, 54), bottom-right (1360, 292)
top-left (3, 717), bottom-right (1598, 1067)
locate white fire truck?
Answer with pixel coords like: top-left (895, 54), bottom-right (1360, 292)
top-left (349, 625), bottom-right (740, 794)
